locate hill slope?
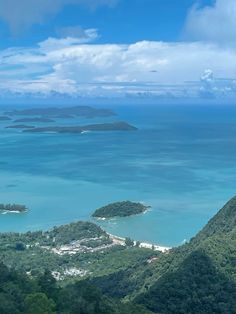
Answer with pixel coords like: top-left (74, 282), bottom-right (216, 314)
top-left (91, 196), bottom-right (236, 313)
top-left (0, 262), bottom-right (152, 314)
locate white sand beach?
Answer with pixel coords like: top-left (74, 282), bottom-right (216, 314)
top-left (108, 233), bottom-right (171, 253)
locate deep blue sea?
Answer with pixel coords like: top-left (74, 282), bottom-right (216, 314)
top-left (0, 104), bottom-right (236, 247)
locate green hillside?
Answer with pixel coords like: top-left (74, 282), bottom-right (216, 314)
top-left (1, 197), bottom-right (236, 313)
top-left (0, 263), bottom-right (152, 314)
top-left (90, 197), bottom-right (236, 313)
top-left (0, 221), bottom-right (159, 280)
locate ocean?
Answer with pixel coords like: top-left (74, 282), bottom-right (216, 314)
top-left (0, 103), bottom-right (235, 247)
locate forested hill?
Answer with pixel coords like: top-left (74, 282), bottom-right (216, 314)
top-left (0, 263), bottom-right (151, 314)
top-left (90, 196), bottom-right (236, 314)
top-left (1, 197), bottom-right (236, 313)
top-left (92, 201), bottom-right (149, 218)
top-left (192, 196), bottom-right (236, 242)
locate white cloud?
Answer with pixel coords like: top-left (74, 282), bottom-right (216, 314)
top-left (201, 69), bottom-right (214, 83)
top-left (39, 29), bottom-right (99, 51)
top-left (1, 38), bottom-right (236, 98)
top-left (0, 0), bottom-right (117, 33)
top-left (184, 0), bottom-right (236, 44)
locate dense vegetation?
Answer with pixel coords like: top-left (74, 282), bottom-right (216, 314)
top-left (1, 197), bottom-right (236, 313)
top-left (0, 204), bottom-right (27, 212)
top-left (0, 221), bottom-right (159, 281)
top-left (48, 221), bottom-right (107, 245)
top-left (0, 263), bottom-right (152, 314)
top-left (92, 201), bottom-right (149, 218)
top-left (90, 197), bottom-right (236, 313)
top-left (136, 250), bottom-right (236, 313)
top-left (0, 221), bottom-right (107, 246)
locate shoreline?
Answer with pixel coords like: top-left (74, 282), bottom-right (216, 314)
top-left (93, 207), bottom-right (151, 221)
top-left (107, 232), bottom-right (171, 253)
top-left (1, 210), bottom-right (27, 214)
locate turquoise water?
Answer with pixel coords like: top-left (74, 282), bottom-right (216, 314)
top-left (0, 104), bottom-right (236, 246)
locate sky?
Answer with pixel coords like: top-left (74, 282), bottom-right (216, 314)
top-left (0, 0), bottom-right (236, 103)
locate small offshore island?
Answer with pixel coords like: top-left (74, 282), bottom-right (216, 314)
top-left (0, 204), bottom-right (27, 213)
top-left (92, 201), bottom-right (150, 219)
top-left (23, 122), bottom-right (137, 134)
top-left (14, 117), bottom-right (55, 123)
top-left (6, 125), bottom-right (35, 129)
top-left (5, 105), bottom-right (116, 119)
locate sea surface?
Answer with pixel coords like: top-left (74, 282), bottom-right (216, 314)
top-left (0, 104), bottom-right (236, 247)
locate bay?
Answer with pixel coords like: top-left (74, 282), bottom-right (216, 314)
top-left (0, 104), bottom-right (235, 246)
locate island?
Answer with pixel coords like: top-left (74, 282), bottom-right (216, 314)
top-left (0, 204), bottom-right (27, 213)
top-left (6, 105), bottom-right (116, 119)
top-left (23, 122), bottom-right (138, 134)
top-left (14, 118), bottom-right (55, 123)
top-left (92, 201), bottom-right (150, 218)
top-left (6, 125), bottom-right (35, 129)
top-left (49, 114), bottom-right (75, 119)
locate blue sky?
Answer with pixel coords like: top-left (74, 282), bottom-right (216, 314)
top-left (0, 0), bottom-right (236, 102)
top-left (0, 0), bottom-right (208, 47)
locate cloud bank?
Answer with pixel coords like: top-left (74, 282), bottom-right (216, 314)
top-left (0, 0), bottom-right (236, 100)
top-left (1, 38), bottom-right (236, 99)
top-left (184, 0), bottom-right (236, 44)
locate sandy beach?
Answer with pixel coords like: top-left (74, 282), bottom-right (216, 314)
top-left (108, 233), bottom-right (171, 253)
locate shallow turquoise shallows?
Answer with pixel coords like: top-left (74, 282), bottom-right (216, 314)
top-left (0, 104), bottom-right (236, 247)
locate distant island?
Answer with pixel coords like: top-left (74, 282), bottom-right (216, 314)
top-left (92, 201), bottom-right (150, 218)
top-left (50, 114), bottom-right (75, 119)
top-left (23, 122), bottom-right (138, 134)
top-left (14, 118), bottom-right (55, 123)
top-left (0, 204), bottom-right (27, 213)
top-left (6, 125), bottom-right (35, 129)
top-left (5, 105), bottom-right (116, 119)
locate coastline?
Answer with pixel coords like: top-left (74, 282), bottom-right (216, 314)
top-left (93, 207), bottom-right (151, 220)
top-left (1, 210), bottom-right (26, 214)
top-left (94, 206), bottom-right (171, 253)
top-left (107, 232), bottom-right (171, 253)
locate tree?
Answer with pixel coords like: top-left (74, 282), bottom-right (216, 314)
top-left (15, 242), bottom-right (26, 251)
top-left (0, 263), bottom-right (10, 283)
top-left (125, 238), bottom-right (134, 247)
top-left (38, 270), bottom-right (57, 298)
top-left (136, 241), bottom-right (141, 247)
top-left (24, 293), bottom-right (55, 314)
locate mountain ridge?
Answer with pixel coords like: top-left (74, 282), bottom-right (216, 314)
top-left (89, 196), bottom-right (236, 313)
